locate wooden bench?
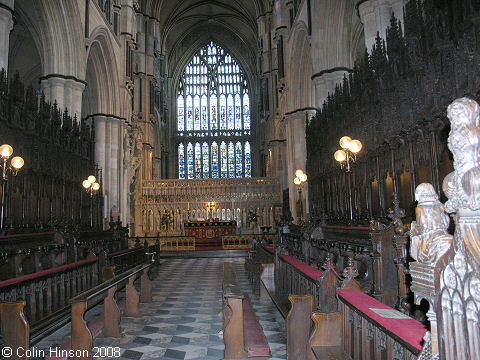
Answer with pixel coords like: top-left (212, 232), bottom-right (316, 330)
top-left (268, 252), bottom-right (337, 317)
top-left (0, 258), bottom-right (99, 346)
top-left (286, 281), bottom-right (428, 360)
top-left (222, 262), bottom-right (270, 359)
top-left (67, 262), bottom-right (153, 359)
top-left (0, 261), bottom-right (153, 360)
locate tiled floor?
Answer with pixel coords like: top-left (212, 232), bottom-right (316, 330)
top-left (36, 257), bottom-right (286, 360)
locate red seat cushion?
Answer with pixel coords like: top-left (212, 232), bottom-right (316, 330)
top-left (262, 243), bottom-right (275, 254)
top-left (279, 254), bottom-right (323, 280)
top-left (337, 289), bottom-right (427, 350)
top-left (243, 293), bottom-right (270, 357)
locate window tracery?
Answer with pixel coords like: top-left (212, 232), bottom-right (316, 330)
top-left (177, 41), bottom-right (251, 179)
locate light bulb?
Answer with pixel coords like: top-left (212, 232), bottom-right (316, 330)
top-left (295, 169), bottom-right (304, 178)
top-left (294, 177), bottom-right (301, 185)
top-left (82, 180), bottom-right (91, 189)
top-left (92, 182), bottom-right (100, 191)
top-left (334, 150), bottom-right (346, 162)
top-left (87, 175), bottom-right (96, 184)
top-left (339, 136), bottom-right (352, 149)
top-left (11, 156), bottom-right (24, 170)
top-left (349, 139), bottom-right (362, 153)
top-left (0, 144), bottom-right (13, 159)
top-left (299, 173), bottom-right (307, 182)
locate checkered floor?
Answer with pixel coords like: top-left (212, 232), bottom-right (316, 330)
top-left (36, 257), bottom-right (286, 360)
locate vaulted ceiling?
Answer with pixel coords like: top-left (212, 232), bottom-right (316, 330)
top-left (143, 0), bottom-right (269, 57)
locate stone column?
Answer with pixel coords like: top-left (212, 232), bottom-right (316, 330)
top-left (312, 70), bottom-right (347, 107)
top-left (70, 80), bottom-right (86, 120)
top-left (358, 0), bottom-right (407, 53)
top-left (110, 120), bottom-right (120, 220)
top-left (285, 112), bottom-right (309, 223)
top-left (0, 0), bottom-right (13, 73)
top-left (40, 76), bottom-right (85, 121)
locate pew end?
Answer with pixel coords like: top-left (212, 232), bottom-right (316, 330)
top-left (308, 311), bottom-right (343, 360)
top-left (286, 294), bottom-right (314, 360)
top-left (0, 301), bottom-right (30, 360)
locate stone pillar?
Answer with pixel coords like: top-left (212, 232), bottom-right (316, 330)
top-left (312, 70), bottom-right (347, 107)
top-left (285, 112), bottom-right (309, 223)
top-left (110, 120), bottom-right (120, 219)
top-left (0, 0), bottom-right (13, 73)
top-left (40, 76), bottom-right (85, 121)
top-left (358, 0), bottom-right (407, 53)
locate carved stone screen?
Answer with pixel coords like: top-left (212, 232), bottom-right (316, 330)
top-left (176, 41), bottom-right (251, 179)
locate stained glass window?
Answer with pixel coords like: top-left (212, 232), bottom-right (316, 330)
top-left (243, 92), bottom-right (250, 130)
top-left (194, 96), bottom-right (200, 131)
top-left (194, 142), bottom-right (202, 178)
top-left (178, 143), bottom-right (185, 179)
top-left (235, 141), bottom-right (243, 177)
top-left (245, 141), bottom-right (251, 177)
top-left (187, 143), bottom-right (194, 179)
top-left (177, 41), bottom-right (252, 178)
top-left (228, 142), bottom-right (235, 178)
top-left (210, 94), bottom-right (217, 130)
top-left (211, 141), bottom-right (219, 178)
top-left (186, 96), bottom-right (193, 131)
top-left (201, 95), bottom-right (208, 130)
top-left (177, 95), bottom-right (184, 131)
top-left (219, 94), bottom-right (226, 130)
top-left (220, 141), bottom-right (227, 178)
top-left (202, 142), bottom-right (209, 178)
top-left (235, 94), bottom-right (241, 130)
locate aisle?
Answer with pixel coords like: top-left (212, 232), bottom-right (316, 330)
top-left (36, 258), bottom-right (286, 360)
top-left (110, 257), bottom-right (286, 359)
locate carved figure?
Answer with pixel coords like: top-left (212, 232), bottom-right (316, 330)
top-left (410, 183), bottom-right (452, 264)
top-left (444, 97), bottom-right (480, 213)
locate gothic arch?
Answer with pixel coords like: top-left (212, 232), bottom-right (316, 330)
top-left (310, 0), bottom-right (353, 72)
top-left (287, 22), bottom-right (314, 110)
top-left (14, 0), bottom-right (85, 79)
top-left (82, 28), bottom-right (120, 117)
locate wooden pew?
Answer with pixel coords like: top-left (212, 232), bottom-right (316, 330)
top-left (310, 224), bottom-right (407, 308)
top-left (0, 258), bottom-right (99, 345)
top-left (222, 262), bottom-right (270, 359)
top-left (68, 262), bottom-right (153, 360)
top-left (272, 252), bottom-right (337, 317)
top-left (245, 243), bottom-right (275, 295)
top-left (336, 289), bottom-right (427, 360)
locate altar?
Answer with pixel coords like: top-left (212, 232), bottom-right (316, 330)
top-left (184, 220), bottom-right (237, 249)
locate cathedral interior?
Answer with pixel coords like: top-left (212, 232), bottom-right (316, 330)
top-left (0, 0), bottom-right (480, 359)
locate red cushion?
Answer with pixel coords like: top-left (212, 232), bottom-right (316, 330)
top-left (0, 258), bottom-right (98, 288)
top-left (337, 289), bottom-right (427, 350)
top-left (109, 247), bottom-right (140, 257)
top-left (243, 293), bottom-right (270, 357)
top-left (279, 254), bottom-right (323, 280)
top-left (262, 244), bottom-right (275, 254)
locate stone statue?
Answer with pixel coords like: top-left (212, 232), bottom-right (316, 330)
top-left (410, 183), bottom-right (452, 264)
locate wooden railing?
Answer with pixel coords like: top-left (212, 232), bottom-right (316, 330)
top-left (280, 223), bottom-right (409, 309)
top-left (0, 258), bottom-right (99, 343)
top-left (108, 246), bottom-right (147, 274)
top-left (0, 224), bottom-right (129, 281)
